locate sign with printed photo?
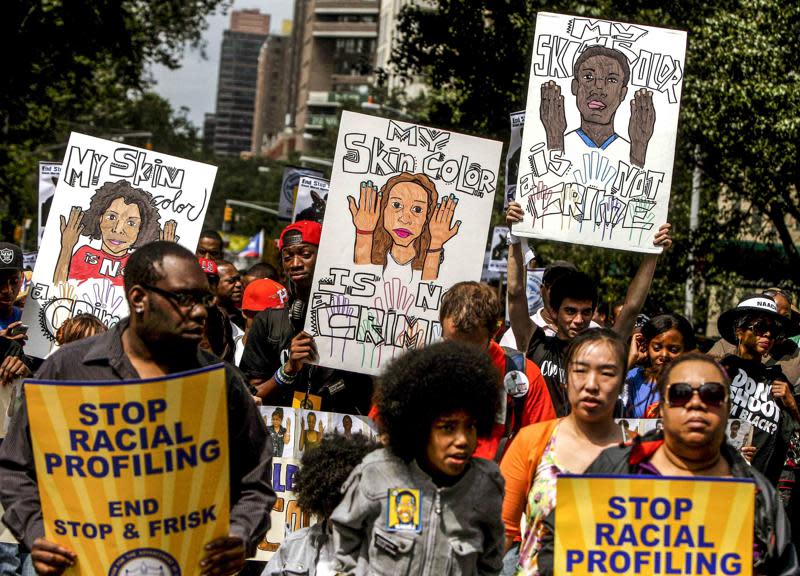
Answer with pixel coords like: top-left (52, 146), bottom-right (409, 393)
top-left (255, 407), bottom-right (378, 560)
top-left (22, 133), bottom-right (216, 358)
top-left (505, 111), bottom-right (525, 207)
top-left (386, 488), bottom-right (422, 533)
top-left (488, 225), bottom-right (510, 273)
top-left (26, 365), bottom-right (229, 575)
top-left (513, 13), bottom-right (687, 253)
top-left (555, 475), bottom-right (754, 576)
top-left (305, 111), bottom-right (502, 375)
top-left (38, 161), bottom-right (62, 248)
top-left (279, 167), bottom-right (324, 220)
top-left (292, 176), bottom-right (330, 223)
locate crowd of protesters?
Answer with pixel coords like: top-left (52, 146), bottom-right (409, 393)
top-left (0, 190), bottom-right (797, 576)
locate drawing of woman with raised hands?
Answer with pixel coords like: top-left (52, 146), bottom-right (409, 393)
top-left (347, 172), bottom-right (460, 283)
top-left (53, 179), bottom-right (177, 286)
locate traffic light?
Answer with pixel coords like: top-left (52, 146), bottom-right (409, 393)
top-left (223, 205), bottom-right (233, 232)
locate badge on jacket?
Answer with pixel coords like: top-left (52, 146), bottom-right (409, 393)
top-left (386, 488), bottom-right (422, 533)
top-left (504, 370), bottom-right (529, 398)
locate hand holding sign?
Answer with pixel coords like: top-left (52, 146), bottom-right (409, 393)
top-left (31, 538), bottom-right (77, 576)
top-left (629, 88), bottom-right (656, 168)
top-left (200, 535), bottom-right (245, 576)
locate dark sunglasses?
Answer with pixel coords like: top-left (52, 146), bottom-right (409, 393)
top-left (745, 320), bottom-right (778, 337)
top-left (142, 284), bottom-right (215, 309)
top-left (666, 382), bottom-right (728, 408)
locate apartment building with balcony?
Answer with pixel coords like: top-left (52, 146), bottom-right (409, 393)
top-left (251, 35), bottom-right (292, 157)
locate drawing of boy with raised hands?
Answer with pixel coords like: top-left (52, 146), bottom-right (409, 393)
top-left (53, 180), bottom-right (177, 286)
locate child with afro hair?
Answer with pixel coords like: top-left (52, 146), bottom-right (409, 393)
top-left (330, 340), bottom-right (505, 575)
top-left (263, 432), bottom-right (379, 575)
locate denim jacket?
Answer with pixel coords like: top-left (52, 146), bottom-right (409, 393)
top-left (330, 448), bottom-right (504, 576)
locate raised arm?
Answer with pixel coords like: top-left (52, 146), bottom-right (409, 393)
top-left (613, 223), bottom-right (672, 341)
top-left (506, 202), bottom-right (535, 352)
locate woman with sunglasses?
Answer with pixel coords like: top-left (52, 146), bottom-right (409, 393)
top-left (499, 329), bottom-right (626, 575)
top-left (535, 352), bottom-right (798, 575)
top-left (716, 294), bottom-right (799, 487)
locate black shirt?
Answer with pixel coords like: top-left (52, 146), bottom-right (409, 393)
top-left (721, 354), bottom-right (793, 485)
top-left (239, 306), bottom-right (373, 415)
top-left (0, 318), bottom-right (275, 553)
top-left (526, 325), bottom-right (570, 417)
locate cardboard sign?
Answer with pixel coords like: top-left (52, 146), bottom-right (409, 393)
top-left (255, 406), bottom-right (378, 559)
top-left (304, 111), bottom-right (502, 375)
top-left (38, 161), bottom-right (62, 248)
top-left (513, 13), bottom-right (687, 253)
top-left (555, 474), bottom-right (754, 575)
top-left (26, 365), bottom-right (229, 575)
top-left (293, 176), bottom-right (330, 223)
top-left (279, 167), bottom-right (324, 220)
top-left (22, 133), bottom-right (216, 358)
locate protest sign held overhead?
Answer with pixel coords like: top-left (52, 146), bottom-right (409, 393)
top-left (513, 13), bottom-right (687, 253)
top-left (555, 474), bottom-right (754, 575)
top-left (25, 365), bottom-right (229, 575)
top-left (293, 176), bottom-right (330, 223)
top-left (22, 133), bottom-right (216, 358)
top-left (304, 111), bottom-right (502, 375)
top-left (505, 111), bottom-right (525, 208)
top-left (38, 161), bottom-right (61, 248)
top-left (279, 167), bottom-right (324, 220)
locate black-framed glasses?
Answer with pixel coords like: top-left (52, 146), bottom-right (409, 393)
top-left (745, 320), bottom-right (778, 337)
top-left (666, 382), bottom-right (727, 408)
top-left (141, 284), bottom-right (215, 309)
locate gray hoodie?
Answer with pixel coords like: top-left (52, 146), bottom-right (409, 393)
top-left (330, 448), bottom-right (504, 576)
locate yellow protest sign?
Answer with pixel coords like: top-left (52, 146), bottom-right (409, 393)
top-left (26, 364), bottom-right (229, 575)
top-left (555, 474), bottom-right (754, 576)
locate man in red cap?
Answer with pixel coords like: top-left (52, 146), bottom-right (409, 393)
top-left (240, 221), bottom-right (373, 414)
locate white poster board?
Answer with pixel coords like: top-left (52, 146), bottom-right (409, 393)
top-left (38, 161), bottom-right (62, 248)
top-left (488, 225), bottom-right (510, 273)
top-left (305, 111), bottom-right (502, 375)
top-left (292, 176), bottom-right (330, 223)
top-left (513, 13), bottom-right (686, 253)
top-left (22, 133), bottom-right (217, 358)
top-left (279, 167), bottom-right (324, 220)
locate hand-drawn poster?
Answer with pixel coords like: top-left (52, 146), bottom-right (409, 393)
top-left (513, 13), bottom-right (686, 253)
top-left (38, 161), bottom-right (62, 248)
top-left (292, 176), bottom-right (330, 223)
top-left (255, 406), bottom-right (378, 560)
top-left (505, 111), bottom-right (525, 208)
top-left (279, 167), bottom-right (324, 220)
top-left (26, 365), bottom-right (229, 575)
top-left (488, 226), bottom-right (510, 273)
top-left (22, 133), bottom-right (216, 358)
top-left (304, 111), bottom-right (502, 375)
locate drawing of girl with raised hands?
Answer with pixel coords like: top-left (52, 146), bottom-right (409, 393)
top-left (347, 172), bottom-right (460, 282)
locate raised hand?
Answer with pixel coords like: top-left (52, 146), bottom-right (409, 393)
top-left (652, 222), bottom-right (672, 251)
top-left (428, 194), bottom-right (461, 250)
top-left (506, 201), bottom-right (525, 227)
top-left (59, 206), bottom-right (85, 252)
top-left (347, 181), bottom-right (380, 232)
top-left (629, 88), bottom-right (656, 167)
top-left (160, 219), bottom-right (179, 242)
top-left (540, 81), bottom-right (566, 151)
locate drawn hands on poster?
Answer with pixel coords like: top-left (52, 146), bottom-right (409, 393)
top-left (517, 15), bottom-right (685, 252)
top-left (348, 174), bottom-right (460, 282)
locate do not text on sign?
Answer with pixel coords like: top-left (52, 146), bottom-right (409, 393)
top-left (26, 365), bottom-right (229, 575)
top-left (554, 474), bottom-right (754, 576)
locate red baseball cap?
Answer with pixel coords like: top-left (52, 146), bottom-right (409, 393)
top-left (242, 279), bottom-right (289, 313)
top-left (279, 221), bottom-right (322, 251)
top-left (198, 257), bottom-right (218, 276)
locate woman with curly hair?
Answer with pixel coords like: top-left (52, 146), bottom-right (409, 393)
top-left (53, 179), bottom-right (176, 286)
top-left (330, 340), bottom-right (505, 574)
top-left (347, 172), bottom-right (461, 283)
top-left (264, 432), bottom-right (379, 576)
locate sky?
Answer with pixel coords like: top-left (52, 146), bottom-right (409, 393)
top-left (150, 0), bottom-right (294, 129)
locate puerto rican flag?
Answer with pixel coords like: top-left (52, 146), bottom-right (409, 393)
top-left (238, 230), bottom-right (264, 259)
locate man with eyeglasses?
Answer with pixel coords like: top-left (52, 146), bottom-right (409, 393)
top-left (716, 294), bottom-right (799, 490)
top-left (0, 241), bottom-right (275, 576)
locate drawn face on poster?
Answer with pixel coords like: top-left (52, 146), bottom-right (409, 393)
top-left (22, 133), bottom-right (216, 358)
top-left (305, 111), bottom-right (501, 375)
top-left (513, 13), bottom-right (686, 253)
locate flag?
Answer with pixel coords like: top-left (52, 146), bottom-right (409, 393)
top-left (238, 230), bottom-right (264, 259)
